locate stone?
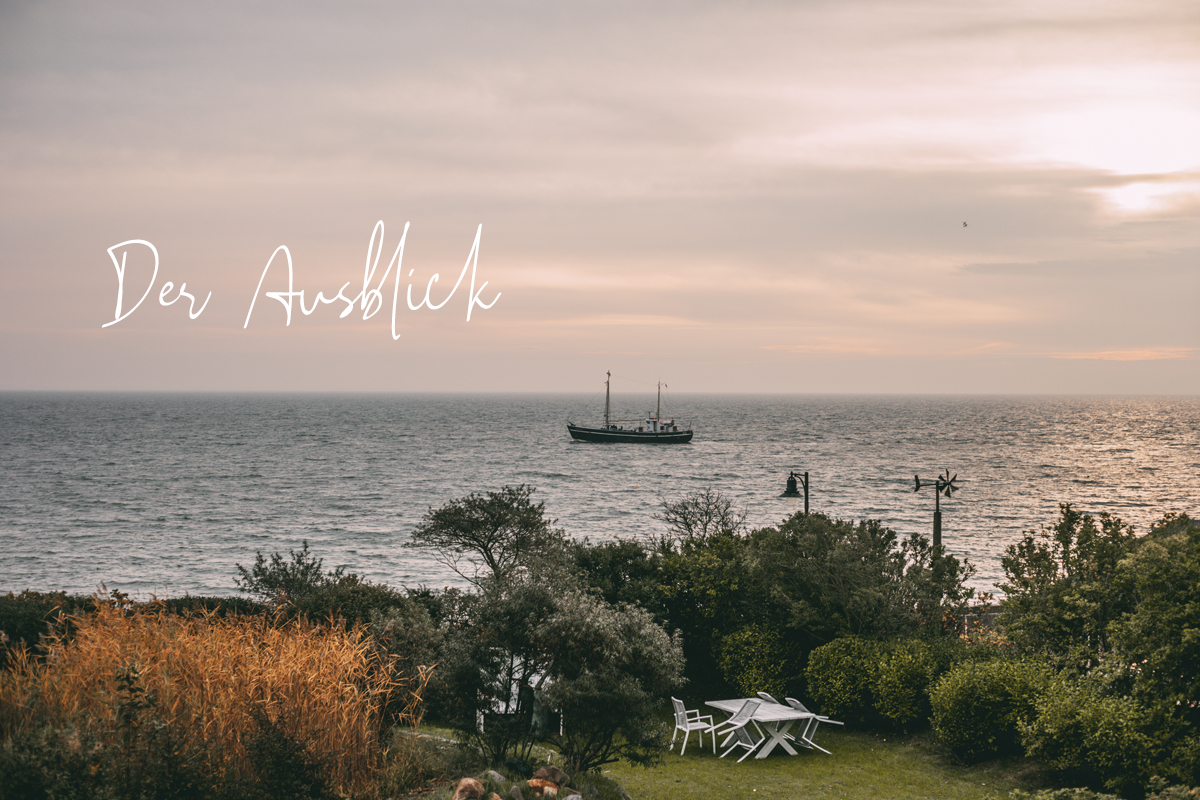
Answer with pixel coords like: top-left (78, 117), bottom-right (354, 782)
top-left (526, 778), bottom-right (558, 797)
top-left (454, 777), bottom-right (485, 800)
top-left (508, 785), bottom-right (525, 800)
top-left (489, 794), bottom-right (504, 800)
top-left (533, 766), bottom-right (569, 787)
top-left (484, 770), bottom-right (509, 787)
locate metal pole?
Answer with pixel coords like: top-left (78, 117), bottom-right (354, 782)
top-left (933, 490), bottom-right (941, 549)
top-left (604, 371), bottom-right (610, 428)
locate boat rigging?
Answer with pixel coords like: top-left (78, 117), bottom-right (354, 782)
top-left (567, 372), bottom-right (694, 444)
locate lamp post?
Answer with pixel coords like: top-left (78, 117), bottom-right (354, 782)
top-left (781, 471), bottom-right (809, 515)
top-left (913, 469), bottom-right (959, 550)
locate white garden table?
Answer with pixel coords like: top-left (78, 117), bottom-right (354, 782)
top-left (705, 698), bottom-right (817, 759)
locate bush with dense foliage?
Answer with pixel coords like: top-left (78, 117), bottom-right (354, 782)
top-left (997, 504), bottom-right (1139, 670)
top-left (433, 568), bottom-right (684, 773)
top-left (802, 635), bottom-right (969, 730)
top-left (872, 638), bottom-right (948, 729)
top-left (716, 623), bottom-right (798, 699)
top-left (607, 494), bottom-right (979, 702)
top-left (997, 508), bottom-right (1200, 793)
top-left (1020, 672), bottom-right (1162, 796)
top-left (655, 527), bottom-right (756, 697)
top-left (750, 512), bottom-right (975, 643)
top-left (805, 637), bottom-right (885, 723)
top-left (568, 538), bottom-right (665, 618)
top-left (234, 539), bottom-right (346, 606)
top-left (0, 590), bottom-right (98, 668)
top-left (929, 657), bottom-right (1048, 762)
top-left (536, 590), bottom-right (685, 773)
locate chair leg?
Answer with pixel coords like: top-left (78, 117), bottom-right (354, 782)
top-left (670, 728), bottom-right (678, 750)
top-left (681, 730), bottom-right (690, 755)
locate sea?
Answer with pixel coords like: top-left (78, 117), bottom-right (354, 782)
top-left (2, 392), bottom-right (1198, 599)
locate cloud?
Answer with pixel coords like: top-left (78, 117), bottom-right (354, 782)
top-left (1, 0), bottom-right (1198, 392)
top-left (1045, 348), bottom-right (1196, 362)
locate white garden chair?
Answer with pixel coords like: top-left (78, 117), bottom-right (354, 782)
top-left (670, 697), bottom-right (715, 754)
top-left (711, 698), bottom-right (762, 749)
top-left (720, 721), bottom-right (767, 762)
top-left (784, 697), bottom-right (844, 755)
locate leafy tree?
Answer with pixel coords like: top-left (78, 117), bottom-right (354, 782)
top-left (997, 504), bottom-right (1139, 668)
top-left (749, 512), bottom-right (974, 642)
top-left (536, 590), bottom-right (685, 773)
top-left (569, 538), bottom-right (666, 620)
top-left (407, 485), bottom-right (566, 586)
top-left (434, 575), bottom-right (561, 764)
top-left (1108, 513), bottom-right (1200, 711)
top-left (294, 574), bottom-right (411, 628)
top-left (654, 487), bottom-right (747, 546)
top-left (656, 528), bottom-right (759, 697)
top-left (234, 540), bottom-right (345, 605)
top-left (1104, 513), bottom-right (1200, 787)
top-left (996, 509), bottom-right (1200, 791)
top-left (434, 571), bottom-right (686, 771)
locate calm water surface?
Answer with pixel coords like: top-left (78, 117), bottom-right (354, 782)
top-left (2, 392), bottom-right (1197, 597)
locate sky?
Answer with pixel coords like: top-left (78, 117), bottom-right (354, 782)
top-left (1, 0), bottom-right (1198, 394)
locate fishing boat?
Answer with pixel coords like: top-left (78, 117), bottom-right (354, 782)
top-left (567, 372), bottom-right (693, 443)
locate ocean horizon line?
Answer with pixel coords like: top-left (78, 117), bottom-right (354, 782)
top-left (3, 389), bottom-right (1198, 398)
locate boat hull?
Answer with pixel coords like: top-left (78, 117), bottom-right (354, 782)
top-left (567, 424), bottom-right (693, 444)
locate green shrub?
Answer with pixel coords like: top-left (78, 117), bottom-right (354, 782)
top-left (158, 594), bottom-right (267, 618)
top-left (873, 639), bottom-right (937, 728)
top-left (1147, 777), bottom-right (1200, 800)
top-left (1021, 674), bottom-right (1160, 796)
top-left (296, 575), bottom-right (412, 628)
top-left (716, 624), bottom-right (797, 698)
top-left (805, 637), bottom-right (884, 722)
top-left (929, 658), bottom-right (1046, 762)
top-left (0, 591), bottom-right (95, 668)
top-left (0, 725), bottom-right (110, 800)
top-left (1009, 790), bottom-right (1122, 800)
top-left (235, 540), bottom-right (346, 605)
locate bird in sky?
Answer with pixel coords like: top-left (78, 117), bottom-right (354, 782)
top-left (963, 222), bottom-right (968, 227)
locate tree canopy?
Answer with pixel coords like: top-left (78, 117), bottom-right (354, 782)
top-left (407, 485), bottom-right (565, 586)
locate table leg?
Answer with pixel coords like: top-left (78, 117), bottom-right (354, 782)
top-left (755, 720), bottom-right (799, 758)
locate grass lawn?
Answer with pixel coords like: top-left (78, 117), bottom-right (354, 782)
top-left (414, 722), bottom-right (1045, 800)
top-left (604, 728), bottom-right (1042, 800)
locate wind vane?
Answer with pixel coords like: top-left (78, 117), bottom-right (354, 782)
top-left (913, 469), bottom-right (960, 550)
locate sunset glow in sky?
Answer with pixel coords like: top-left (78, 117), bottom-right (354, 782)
top-left (2, 0), bottom-right (1197, 393)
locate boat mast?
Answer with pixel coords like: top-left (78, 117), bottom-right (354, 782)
top-left (656, 382), bottom-right (662, 420)
top-left (605, 371), bottom-right (611, 428)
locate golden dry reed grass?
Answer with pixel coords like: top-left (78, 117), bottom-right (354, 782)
top-left (0, 600), bottom-right (428, 793)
